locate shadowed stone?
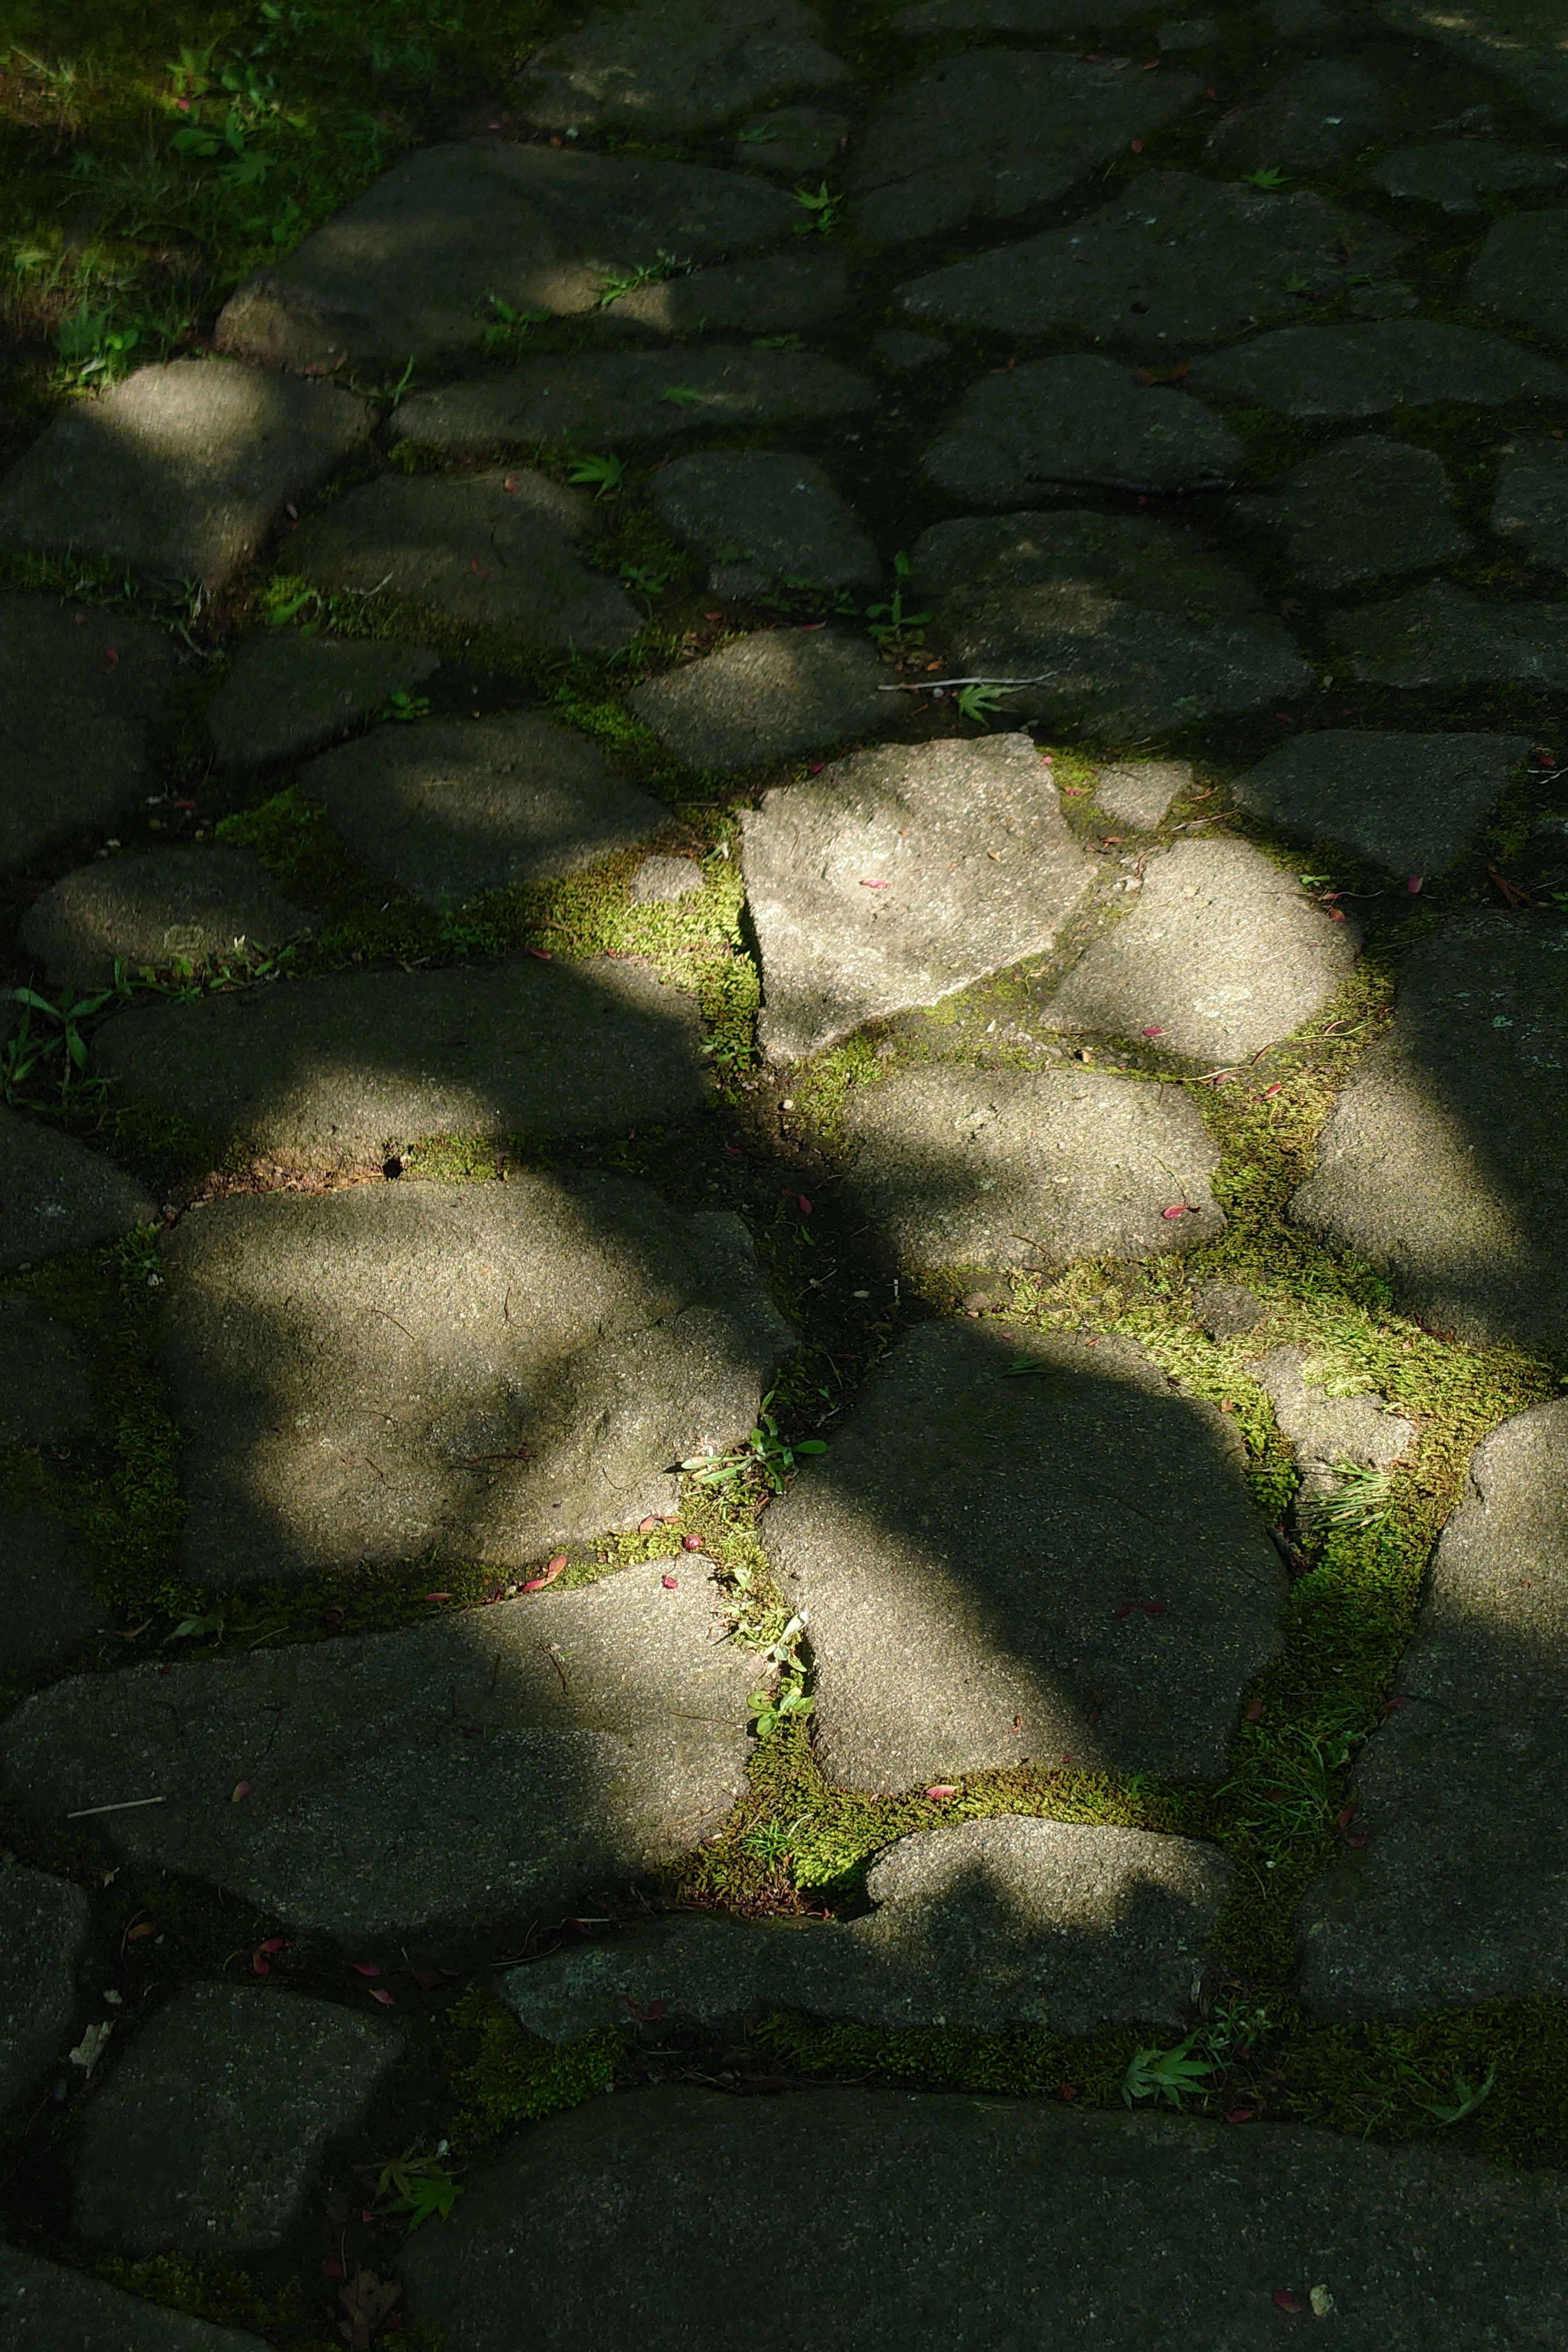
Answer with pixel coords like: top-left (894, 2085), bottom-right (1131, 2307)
top-left (0, 1291), bottom-right (91, 1447)
top-left (1207, 60), bottom-right (1384, 176)
top-left (0, 1512), bottom-right (104, 1678)
top-left (734, 105), bottom-right (850, 175)
top-left (631, 854), bottom-right (704, 902)
top-left (1377, 0), bottom-right (1568, 128)
top-left (1189, 321), bottom-right (1568, 416)
top-left (604, 253), bottom-right (848, 335)
top-left (922, 354), bottom-right (1243, 504)
top-left (391, 348), bottom-right (875, 453)
top-left (1265, 0), bottom-right (1339, 25)
top-left (207, 633), bottom-right (441, 771)
top-left (871, 329), bottom-right (949, 370)
top-left (1492, 439), bottom-right (1568, 573)
top-left (740, 734), bottom-right (1097, 1061)
top-left (1246, 1343), bottom-right (1414, 1529)
top-left (1191, 1277), bottom-right (1263, 1340)
top-left (1044, 838), bottom-right (1358, 1064)
top-left (20, 847), bottom-right (319, 989)
top-left (1160, 18), bottom-right (1220, 47)
top-left (1233, 731), bottom-right (1530, 877)
top-left (765, 1321), bottom-right (1285, 1786)
top-left (93, 958), bottom-right (708, 1168)
top-left (0, 596), bottom-right (177, 870)
top-left (0, 1866), bottom-right (89, 2119)
top-left (1231, 437), bottom-right (1469, 590)
top-left (1328, 581), bottom-right (1568, 690)
top-left (0, 1561), bottom-right (755, 1942)
top-left (894, 0), bottom-right (1162, 25)
top-left (629, 629), bottom-right (889, 771)
top-left (650, 451), bottom-right (878, 598)
top-left (0, 1109), bottom-right (155, 1272)
top-left (0, 361), bottom-right (368, 591)
top-left (72, 1985), bottom-right (401, 2256)
top-left (1092, 760), bottom-right (1190, 829)
top-left (1290, 914), bottom-right (1568, 1353)
top-left (840, 1064), bottom-right (1224, 1269)
top-left (1370, 139), bottom-right (1568, 212)
top-left (517, 0), bottom-right (849, 135)
top-left (0, 2247), bottom-right (275, 2350)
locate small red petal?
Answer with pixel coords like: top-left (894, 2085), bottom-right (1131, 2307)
top-left (1272, 2291), bottom-right (1303, 2314)
top-left (323, 2259), bottom-right (345, 2277)
top-left (724, 1144), bottom-right (744, 1158)
top-left (925, 1784), bottom-right (957, 1802)
top-left (808, 762), bottom-right (825, 773)
top-left (1161, 1204), bottom-right (1188, 1218)
top-left (1130, 138), bottom-right (1143, 150)
top-left (369, 1986), bottom-right (396, 2006)
top-left (260, 1936), bottom-right (287, 1953)
top-left (422, 1592), bottom-right (452, 1602)
top-left (860, 878), bottom-right (889, 889)
top-left (1060, 2082), bottom-right (1077, 2100)
top-left (503, 476), bottom-right (517, 490)
top-left (703, 611), bottom-right (722, 620)
top-left (1263, 1082), bottom-right (1282, 1096)
top-left (1114, 1602), bottom-right (1134, 1619)
top-left (1335, 1804), bottom-right (1356, 1831)
top-left (1406, 875), bottom-right (1423, 893)
top-left (683, 1535), bottom-right (702, 1551)
top-left (1245, 1698), bottom-right (1264, 1722)
top-left (1141, 1026), bottom-right (1165, 1037)
top-left (1326, 908), bottom-right (1347, 922)
top-left (104, 648), bottom-right (119, 666)
top-left (1382, 1694), bottom-right (1408, 1717)
top-left (230, 1781), bottom-right (250, 1802)
top-left (661, 1574), bottom-right (679, 1589)
top-left (352, 1962), bottom-right (381, 1977)
top-left (1226, 2107), bottom-right (1255, 2124)
top-left (252, 1954), bottom-right (270, 1974)
top-left (1140, 1600), bottom-right (1166, 1615)
top-left (1205, 86), bottom-right (1218, 97)
top-left (527, 947), bottom-right (552, 959)
top-left (797, 1195), bottom-right (812, 1214)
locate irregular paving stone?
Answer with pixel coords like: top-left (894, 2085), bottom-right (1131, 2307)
top-left (502, 1818), bottom-right (1232, 2038)
top-left (1190, 1276), bottom-right (1264, 1340)
top-left (72, 1984), bottom-right (401, 2256)
top-left (299, 714), bottom-right (669, 908)
top-left (740, 734), bottom-right (1097, 1061)
top-left (1188, 321), bottom-right (1568, 415)
top-left (1345, 278), bottom-right (1422, 318)
top-left (1329, 580), bottom-right (1568, 690)
top-left (0, 2247), bottom-right (274, 2351)
top-left (1472, 211), bottom-right (1568, 346)
top-left (922, 354), bottom-right (1243, 503)
top-left (216, 145), bottom-right (797, 370)
top-left (894, 0), bottom-right (1163, 25)
top-left (1370, 138), bottom-right (1568, 211)
top-left (19, 847), bottom-right (319, 989)
top-left (1298, 1398), bottom-right (1568, 2017)
top-left (1207, 60), bottom-right (1385, 176)
top-left (1378, 0), bottom-right (1568, 129)
top-left (1245, 1342), bottom-right (1414, 1526)
top-left (391, 348), bottom-right (875, 453)
top-left (0, 362), bottom-right (368, 592)
top-left (290, 470), bottom-right (639, 655)
top-left (516, 0), bottom-right (849, 134)
top-left (839, 1064), bottom-right (1224, 1269)
top-left (894, 171), bottom-right (1402, 346)
top-left (92, 958), bottom-right (709, 1168)
top-left (1043, 838), bottom-right (1358, 1064)
top-left (0, 1561), bottom-right (755, 1941)
top-left (1091, 759), bottom-right (1190, 829)
top-left (0, 596), bottom-right (177, 870)
top-left (733, 105), bottom-right (850, 175)
top-left (206, 633), bottom-right (442, 771)
top-left (649, 450), bottom-right (878, 597)
top-left (1232, 730), bottom-right (1530, 876)
top-left (1290, 913), bottom-right (1568, 1352)
top-left (1231, 437), bottom-right (1470, 591)
top-left (631, 853), bottom-right (704, 903)
top-left (765, 1321), bottom-right (1285, 1786)
top-left (1492, 437), bottom-right (1568, 573)
top-left (603, 252), bottom-right (848, 334)
top-left (0, 1865), bottom-right (89, 2118)
top-left (1264, 0), bottom-right (1340, 25)
top-left (0, 1290), bottom-right (92, 1446)
top-left (1158, 18), bottom-right (1220, 47)
top-left (0, 1510), bottom-right (105, 1677)
top-left (0, 1109), bottom-right (155, 1272)
top-left (628, 629), bottom-right (889, 771)
top-left (870, 328), bottom-right (949, 370)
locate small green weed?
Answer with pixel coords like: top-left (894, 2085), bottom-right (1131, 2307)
top-left (865, 552), bottom-right (929, 650)
top-left (379, 687), bottom-right (430, 722)
top-left (368, 2145), bottom-right (462, 2230)
top-left (1123, 2030), bottom-right (1214, 2109)
top-left (682, 1391), bottom-right (827, 1497)
top-left (597, 250), bottom-right (680, 305)
top-left (1, 984), bottom-right (114, 1109)
top-left (956, 682), bottom-right (1018, 726)
top-left (1243, 166), bottom-right (1289, 188)
top-left (792, 179), bottom-right (844, 236)
top-left (480, 294), bottom-right (551, 355)
top-left (1301, 1461), bottom-right (1395, 1536)
top-left (567, 451), bottom-right (628, 497)
top-left (1413, 2066), bottom-right (1496, 2127)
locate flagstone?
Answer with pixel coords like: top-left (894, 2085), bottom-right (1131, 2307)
top-left (19, 847), bottom-right (319, 989)
top-left (0, 1866), bottom-right (89, 2120)
top-left (1229, 437), bottom-right (1469, 591)
top-left (1369, 139), bottom-right (1568, 211)
top-left (0, 1289), bottom-right (92, 1448)
top-left (0, 596), bottom-right (177, 871)
top-left (1206, 59), bottom-right (1385, 177)
top-left (1328, 581), bottom-right (1568, 690)
top-left (922, 354), bottom-right (1243, 504)
top-left (1376, 0), bottom-right (1568, 129)
top-left (205, 633), bottom-right (442, 771)
top-left (0, 2249), bottom-right (276, 2349)
top-left (601, 253), bottom-right (849, 334)
top-left (1188, 321), bottom-right (1568, 415)
top-left (1469, 210), bottom-right (1568, 347)
top-left (1231, 731), bottom-right (1530, 875)
top-left (628, 629), bottom-right (890, 771)
top-left (0, 1109), bottom-right (156, 1273)
top-left (1, 1510), bottom-right (105, 1679)
top-left (648, 450), bottom-right (878, 598)
top-left (516, 0), bottom-right (849, 136)
top-left (1492, 439), bottom-right (1568, 574)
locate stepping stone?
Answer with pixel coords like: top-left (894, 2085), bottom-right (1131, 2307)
top-left (765, 1321), bottom-right (1285, 1786)
top-left (71, 1983), bottom-right (400, 2256)
top-left (631, 853), bottom-right (704, 902)
top-left (1, 1510), bottom-right (104, 1678)
top-left (911, 510), bottom-right (1311, 736)
top-left (893, 0), bottom-right (1161, 25)
top-left (734, 105), bottom-right (850, 176)
top-left (850, 52), bottom-right (1200, 249)
top-left (602, 253), bottom-right (848, 335)
top-left (839, 1064), bottom-right (1224, 1269)
top-left (1377, 0), bottom-right (1568, 129)
top-left (502, 1817), bottom-right (1232, 2038)
top-left (0, 361), bottom-right (368, 592)
top-left (1092, 758), bottom-right (1190, 829)
top-left (299, 714), bottom-right (670, 908)
top-left (290, 470), bottom-right (639, 655)
top-left (0, 595), bottom-right (177, 871)
top-left (1190, 1276), bottom-right (1264, 1339)
top-left (740, 735), bottom-right (1098, 1061)
top-left (870, 329), bottom-right (949, 370)
top-left (922, 354), bottom-right (1244, 504)
top-left (0, 1560), bottom-right (755, 1941)
top-left (1265, 0), bottom-right (1340, 26)
top-left (391, 348), bottom-right (875, 453)
top-left (0, 1290), bottom-right (92, 1447)
top-left (1297, 1397), bottom-right (1568, 2017)
top-left (628, 628), bottom-right (889, 771)
top-left (1232, 731), bottom-right (1531, 876)
top-left (19, 846), bottom-right (319, 989)
top-left (1492, 438), bottom-right (1568, 573)
top-left (1328, 580), bottom-right (1568, 691)
top-left (894, 171), bottom-right (1402, 345)
top-left (1207, 60), bottom-right (1385, 177)
top-left (1289, 913), bottom-right (1568, 1352)
top-left (1188, 321), bottom-right (1568, 416)
top-left (1245, 1343), bottom-right (1414, 1528)
top-left (1471, 211), bottom-right (1568, 347)
top-left (1369, 138), bottom-right (1568, 212)
top-left (206, 632), bottom-right (441, 771)
top-left (92, 957), bottom-right (710, 1168)
top-left (0, 1865), bottom-right (89, 2119)
top-left (1230, 437), bottom-right (1469, 590)
top-left (0, 1110), bottom-right (156, 1272)
top-left (1042, 837), bottom-right (1358, 1065)
top-left (1159, 18), bottom-right (1221, 47)
top-left (215, 145), bottom-right (797, 370)
top-left (649, 451), bottom-right (878, 598)
top-left (516, 0), bottom-right (849, 135)
top-left (0, 2246), bottom-right (274, 2350)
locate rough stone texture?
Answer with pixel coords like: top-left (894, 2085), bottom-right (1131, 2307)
top-left (603, 253), bottom-right (848, 334)
top-left (0, 1561), bottom-right (755, 1942)
top-left (1290, 914), bottom-right (1568, 1354)
top-left (1231, 437), bottom-right (1470, 591)
top-left (215, 144), bottom-right (797, 371)
top-left (631, 854), bottom-right (704, 903)
top-left (1265, 0), bottom-right (1339, 25)
top-left (1246, 1343), bottom-right (1415, 1525)
top-left (871, 329), bottom-right (949, 370)
top-left (0, 1511), bottom-right (105, 1678)
top-left (0, 1866), bottom-right (89, 2119)
top-left (91, 958), bottom-right (709, 1167)
top-left (1298, 1399), bottom-right (1568, 2018)
top-left (895, 171), bottom-right (1402, 345)
top-left (298, 714), bottom-right (669, 908)
top-left (649, 450), bottom-right (878, 598)
top-left (206, 633), bottom-right (442, 771)
top-left (1191, 1277), bottom-right (1264, 1340)
top-left (1044, 838), bottom-right (1358, 1064)
top-left (1092, 760), bottom-right (1189, 830)
top-left (156, 1177), bottom-right (791, 1582)
top-left (740, 735), bottom-right (1098, 1061)
top-left (1329, 581), bottom-right (1568, 691)
top-left (289, 470), bottom-right (639, 655)
top-left (1208, 60), bottom-right (1385, 176)
top-left (19, 847), bottom-right (319, 989)
top-left (0, 1109), bottom-right (155, 1272)
top-left (894, 0), bottom-right (1166, 25)
top-left (1492, 438), bottom-right (1568, 574)
top-left (840, 1064), bottom-right (1225, 1270)
top-left (0, 2247), bottom-right (274, 2352)
top-left (502, 1818), bottom-right (1232, 2038)
top-left (0, 596), bottom-right (177, 870)
top-left (72, 1985), bottom-right (400, 2256)
top-left (921, 354), bottom-right (1243, 503)
top-left (1378, 0), bottom-right (1568, 129)
top-left (850, 52), bottom-right (1200, 249)
top-left (765, 1321), bottom-right (1285, 1786)
top-left (629, 629), bottom-right (890, 771)
top-left (1188, 321), bottom-right (1568, 416)
top-left (0, 1290), bottom-right (91, 1448)
top-left (517, 0), bottom-right (849, 134)
top-left (0, 362), bottom-right (368, 592)
top-left (1159, 18), bottom-right (1219, 47)
top-left (1370, 139), bottom-right (1568, 211)
top-left (391, 348), bottom-right (875, 452)
top-left (1233, 731), bottom-right (1529, 878)
top-left (734, 105), bottom-right (850, 175)
top-left (1472, 213), bottom-right (1568, 347)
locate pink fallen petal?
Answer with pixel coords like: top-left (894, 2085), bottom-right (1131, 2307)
top-left (259, 1936), bottom-right (287, 1953)
top-left (1162, 1204), bottom-right (1188, 1218)
top-left (682, 1536), bottom-right (703, 1552)
top-left (860, 878), bottom-right (889, 889)
top-left (103, 648), bottom-right (118, 666)
top-left (526, 947), bottom-right (552, 960)
top-left (925, 1784), bottom-right (957, 1802)
top-left (1406, 875), bottom-right (1422, 893)
top-left (422, 1592), bottom-right (452, 1603)
top-left (797, 1195), bottom-right (813, 1214)
top-left (1130, 138), bottom-right (1143, 150)
top-left (252, 1953), bottom-right (270, 1975)
top-left (1141, 1026), bottom-right (1165, 1037)
top-left (523, 1553), bottom-right (568, 1594)
top-left (1245, 1698), bottom-right (1264, 1722)
top-left (323, 2259), bottom-right (345, 2278)
top-left (1060, 2082), bottom-right (1077, 2100)
top-left (661, 1574), bottom-right (679, 1590)
top-left (369, 1986), bottom-right (396, 2006)
top-left (352, 1962), bottom-right (381, 1977)
top-left (230, 1781), bottom-right (250, 1802)
top-left (1272, 2290), bottom-right (1303, 2314)
top-left (1226, 2107), bottom-right (1254, 2124)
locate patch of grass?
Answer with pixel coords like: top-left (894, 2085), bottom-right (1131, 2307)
top-left (447, 1984), bottom-right (624, 2145)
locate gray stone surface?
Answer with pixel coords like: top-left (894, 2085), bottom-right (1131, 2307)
top-left (650, 451), bottom-right (878, 599)
top-left (299, 713), bottom-right (668, 908)
top-left (1471, 210), bottom-right (1568, 345)
top-left (1188, 321), bottom-right (1568, 416)
top-left (894, 171), bottom-right (1402, 345)
top-left (0, 1865), bottom-right (88, 2118)
top-left (1370, 138), bottom-right (1568, 211)
top-left (1264, 0), bottom-right (1339, 26)
top-left (870, 329), bottom-right (949, 370)
top-left (1044, 837), bottom-right (1358, 1064)
top-left (893, 0), bottom-right (1164, 25)
top-left (0, 595), bottom-right (176, 870)
top-left (0, 1290), bottom-right (91, 1447)
top-left (206, 633), bottom-right (442, 771)
top-left (741, 735), bottom-right (1098, 1061)
top-left (91, 957), bottom-right (709, 1167)
top-left (734, 105), bottom-right (849, 175)
top-left (0, 2247), bottom-right (274, 2352)
top-left (1246, 1342), bottom-right (1414, 1526)
top-left (289, 470), bottom-right (639, 655)
top-left (1232, 437), bottom-right (1469, 591)
top-left (1092, 760), bottom-right (1190, 830)
top-left (215, 144), bottom-right (797, 370)
top-left (19, 847), bottom-right (319, 989)
top-left (1290, 913), bottom-right (1568, 1353)
top-left (840, 1064), bottom-right (1225, 1270)
top-left (1191, 1277), bottom-right (1264, 1340)
top-left (922, 354), bottom-right (1243, 503)
top-left (72, 1984), bottom-right (400, 2256)
top-left (1492, 438), bottom-right (1568, 574)
top-left (0, 1109), bottom-right (155, 1272)
top-left (765, 1321), bottom-right (1285, 1786)
top-left (517, 0), bottom-right (849, 134)
top-left (629, 628), bottom-right (890, 771)
top-left (631, 853), bottom-right (704, 903)
top-left (603, 253), bottom-right (848, 334)
top-left (1233, 731), bottom-right (1530, 877)
top-left (1378, 0), bottom-right (1568, 129)
top-left (0, 1510), bottom-right (105, 1677)
top-left (0, 1561), bottom-right (755, 1941)
top-left (0, 361), bottom-right (368, 590)
top-left (1329, 581), bottom-right (1568, 691)
top-left (391, 348), bottom-right (875, 452)
top-left (1208, 60), bottom-right (1385, 176)
top-left (1159, 18), bottom-right (1219, 47)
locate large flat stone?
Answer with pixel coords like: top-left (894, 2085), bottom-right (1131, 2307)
top-left (0, 1110), bottom-right (155, 1272)
top-left (922, 354), bottom-right (1244, 503)
top-left (0, 1290), bottom-right (92, 1447)
top-left (1328, 581), bottom-right (1568, 690)
top-left (206, 633), bottom-right (442, 771)
top-left (0, 1865), bottom-right (89, 2119)
top-left (154, 1177), bottom-right (791, 1581)
top-left (648, 451), bottom-right (878, 599)
top-left (1231, 437), bottom-right (1469, 591)
top-left (1232, 731), bottom-right (1530, 878)
top-left (1290, 913), bottom-right (1568, 1353)
top-left (1207, 60), bottom-right (1385, 176)
top-left (1377, 0), bottom-right (1568, 128)
top-left (1188, 321), bottom-right (1568, 416)
top-left (765, 1321), bottom-right (1285, 1786)
top-left (740, 734), bottom-right (1098, 1061)
top-left (0, 595), bottom-right (177, 871)
top-left (19, 847), bottom-right (319, 989)
top-left (1369, 138), bottom-right (1568, 212)
top-left (516, 0), bottom-right (849, 134)
top-left (390, 349), bottom-right (875, 452)
top-left (1492, 437), bottom-right (1568, 574)
top-left (0, 1510), bottom-right (105, 1677)
top-left (0, 1561), bottom-right (755, 1942)
top-left (1474, 213), bottom-right (1568, 347)
top-left (733, 105), bottom-right (850, 176)
top-left (0, 2247), bottom-right (274, 2352)
top-left (1245, 1342), bottom-right (1414, 1528)
top-left (604, 252), bottom-right (849, 334)
top-left (893, 0), bottom-right (1165, 24)
top-left (0, 361), bottom-right (368, 592)
top-left (628, 629), bottom-right (890, 771)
